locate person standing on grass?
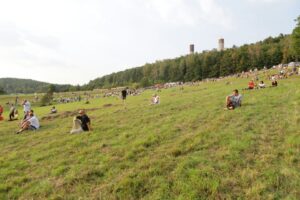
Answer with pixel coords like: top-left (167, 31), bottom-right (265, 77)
top-left (75, 110), bottom-right (92, 132)
top-left (225, 89), bottom-right (242, 110)
top-left (15, 96), bottom-right (18, 106)
top-left (0, 105), bottom-right (4, 121)
top-left (22, 100), bottom-right (31, 119)
top-left (121, 88), bottom-right (128, 106)
top-left (8, 103), bottom-right (17, 121)
top-left (16, 110), bottom-right (39, 134)
top-left (121, 88), bottom-right (128, 109)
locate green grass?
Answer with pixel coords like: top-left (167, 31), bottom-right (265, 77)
top-left (0, 74), bottom-right (300, 199)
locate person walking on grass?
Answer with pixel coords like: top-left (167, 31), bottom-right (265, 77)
top-left (225, 89), bottom-right (242, 110)
top-left (121, 88), bottom-right (128, 107)
top-left (121, 88), bottom-right (127, 104)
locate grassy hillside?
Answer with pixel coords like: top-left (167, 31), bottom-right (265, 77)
top-left (0, 73), bottom-right (299, 199)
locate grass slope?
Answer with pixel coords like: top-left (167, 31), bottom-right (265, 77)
top-left (0, 75), bottom-right (299, 199)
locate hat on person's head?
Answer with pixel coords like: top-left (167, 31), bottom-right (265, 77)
top-left (78, 110), bottom-right (84, 114)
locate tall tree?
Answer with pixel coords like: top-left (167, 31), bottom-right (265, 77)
top-left (83, 33), bottom-right (293, 89)
top-left (0, 87), bottom-right (6, 95)
top-left (291, 16), bottom-right (300, 61)
top-left (40, 84), bottom-right (56, 106)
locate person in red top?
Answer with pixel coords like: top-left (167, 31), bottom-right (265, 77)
top-left (248, 80), bottom-right (255, 89)
top-left (0, 105), bottom-right (3, 121)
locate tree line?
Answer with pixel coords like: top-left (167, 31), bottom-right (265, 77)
top-left (83, 33), bottom-right (296, 90)
top-left (1, 17), bottom-right (299, 94)
top-left (0, 78), bottom-right (75, 94)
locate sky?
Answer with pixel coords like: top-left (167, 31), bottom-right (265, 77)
top-left (0, 0), bottom-right (299, 85)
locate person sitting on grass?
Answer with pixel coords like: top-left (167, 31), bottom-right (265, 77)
top-left (50, 106), bottom-right (57, 114)
top-left (71, 110), bottom-right (92, 133)
top-left (70, 116), bottom-right (83, 134)
top-left (248, 80), bottom-right (255, 90)
top-left (20, 109), bottom-right (34, 127)
top-left (150, 94), bottom-right (160, 105)
top-left (272, 80), bottom-right (278, 87)
top-left (22, 110), bottom-right (31, 122)
top-left (225, 89), bottom-right (242, 110)
top-left (16, 110), bottom-right (40, 134)
top-left (258, 81), bottom-right (266, 89)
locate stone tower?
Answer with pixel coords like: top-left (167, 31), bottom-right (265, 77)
top-left (218, 38), bottom-right (224, 51)
top-left (189, 44), bottom-right (195, 54)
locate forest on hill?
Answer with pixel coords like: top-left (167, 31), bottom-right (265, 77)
top-left (0, 34), bottom-right (297, 94)
top-left (1, 17), bottom-right (299, 93)
top-left (83, 33), bottom-right (296, 90)
top-left (0, 78), bottom-right (74, 94)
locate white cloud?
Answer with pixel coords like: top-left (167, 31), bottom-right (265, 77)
top-left (0, 0), bottom-right (297, 85)
top-left (144, 0), bottom-right (233, 29)
top-left (247, 0), bottom-right (291, 3)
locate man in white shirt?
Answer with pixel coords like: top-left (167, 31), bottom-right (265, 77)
top-left (258, 81), bottom-right (266, 88)
top-left (16, 110), bottom-right (39, 134)
top-left (22, 100), bottom-right (31, 120)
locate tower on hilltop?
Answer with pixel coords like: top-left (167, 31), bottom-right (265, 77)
top-left (189, 44), bottom-right (195, 54)
top-left (218, 38), bottom-right (224, 51)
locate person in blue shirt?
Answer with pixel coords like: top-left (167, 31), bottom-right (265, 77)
top-left (225, 89), bottom-right (242, 110)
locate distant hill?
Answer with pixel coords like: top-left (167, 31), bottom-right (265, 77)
top-left (0, 78), bottom-right (73, 94)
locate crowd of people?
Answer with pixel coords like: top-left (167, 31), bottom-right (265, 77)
top-left (1, 64), bottom-right (298, 133)
top-left (225, 71), bottom-right (282, 110)
top-left (243, 76), bottom-right (278, 91)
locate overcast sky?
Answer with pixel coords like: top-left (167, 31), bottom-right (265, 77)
top-left (0, 0), bottom-right (299, 85)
